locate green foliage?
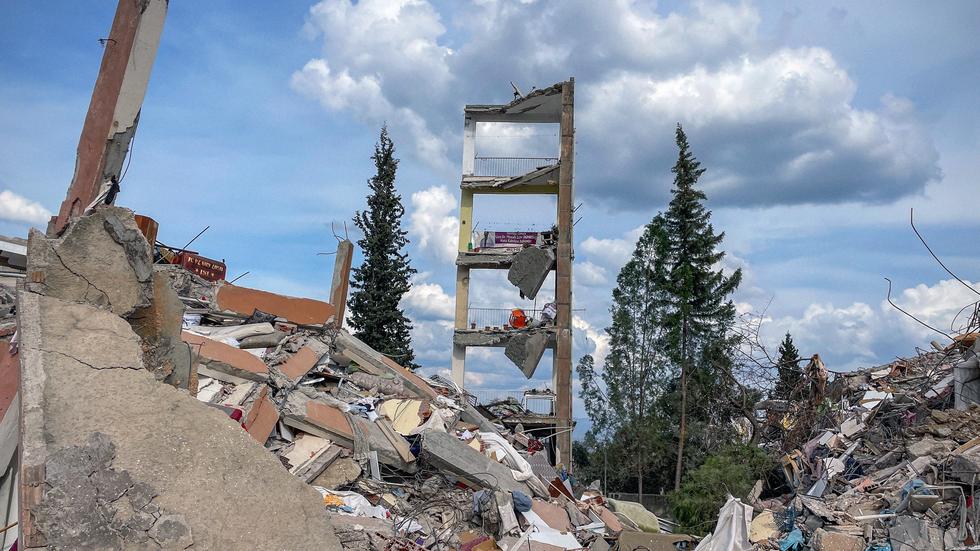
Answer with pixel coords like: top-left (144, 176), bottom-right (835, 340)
top-left (772, 332), bottom-right (803, 401)
top-left (348, 125), bottom-right (418, 369)
top-left (576, 124), bottom-right (745, 494)
top-left (668, 446), bottom-right (773, 536)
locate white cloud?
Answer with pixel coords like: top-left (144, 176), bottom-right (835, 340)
top-left (401, 273), bottom-right (454, 321)
top-left (579, 226), bottom-right (643, 271)
top-left (580, 47), bottom-right (940, 207)
top-left (573, 315), bottom-right (610, 366)
top-left (292, 0), bottom-right (453, 170)
top-left (765, 278), bottom-right (980, 371)
top-left (408, 185), bottom-right (458, 263)
top-left (576, 261), bottom-right (609, 287)
top-left (0, 189), bottom-right (52, 225)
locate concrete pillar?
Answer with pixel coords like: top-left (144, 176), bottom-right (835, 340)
top-left (329, 240), bottom-right (354, 328)
top-left (462, 117), bottom-right (476, 176)
top-left (554, 79), bottom-right (575, 468)
top-left (50, 0), bottom-right (168, 235)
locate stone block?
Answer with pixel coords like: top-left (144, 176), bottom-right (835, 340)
top-left (811, 528), bottom-right (864, 551)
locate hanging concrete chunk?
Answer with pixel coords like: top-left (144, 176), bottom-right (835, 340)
top-left (507, 246), bottom-right (554, 300)
top-left (505, 330), bottom-right (549, 378)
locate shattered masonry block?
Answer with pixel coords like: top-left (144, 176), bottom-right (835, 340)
top-left (505, 331), bottom-right (549, 378)
top-left (37, 432), bottom-right (194, 549)
top-left (26, 207), bottom-right (153, 317)
top-left (507, 246), bottom-right (555, 300)
top-left (215, 283), bottom-right (335, 326)
top-left (182, 331), bottom-right (269, 383)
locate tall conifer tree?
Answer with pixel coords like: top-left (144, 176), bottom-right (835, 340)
top-left (348, 125), bottom-right (418, 369)
top-left (661, 124), bottom-right (742, 490)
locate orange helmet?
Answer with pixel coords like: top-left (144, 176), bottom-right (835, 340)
top-left (509, 308), bottom-right (528, 328)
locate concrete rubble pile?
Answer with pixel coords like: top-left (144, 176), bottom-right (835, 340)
top-left (4, 206), bottom-right (676, 550)
top-left (702, 344), bottom-right (980, 551)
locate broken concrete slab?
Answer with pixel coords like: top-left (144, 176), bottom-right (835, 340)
top-left (505, 330), bottom-right (549, 378)
top-left (129, 269), bottom-right (194, 390)
top-left (16, 290), bottom-right (342, 549)
top-left (238, 330), bottom-right (287, 349)
top-left (182, 330), bottom-right (269, 382)
top-left (244, 386), bottom-right (279, 444)
top-left (186, 322), bottom-right (275, 342)
top-left (26, 207), bottom-right (153, 317)
top-left (312, 456), bottom-right (362, 489)
top-left (419, 429), bottom-right (533, 495)
top-left (811, 528), bottom-right (864, 551)
top-left (507, 246), bottom-right (554, 300)
top-left (215, 283), bottom-right (335, 326)
top-left (277, 344), bottom-right (328, 381)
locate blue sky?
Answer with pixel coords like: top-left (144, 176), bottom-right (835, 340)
top-left (3, 1), bottom-right (979, 436)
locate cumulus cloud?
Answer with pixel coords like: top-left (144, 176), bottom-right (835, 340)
top-left (0, 189), bottom-right (52, 225)
top-left (401, 273), bottom-right (454, 321)
top-left (294, 0), bottom-right (939, 210)
top-left (765, 278), bottom-right (980, 371)
top-left (292, 0), bottom-right (452, 170)
top-left (578, 226), bottom-right (644, 272)
top-left (408, 185), bottom-right (458, 264)
top-left (581, 47), bottom-right (940, 208)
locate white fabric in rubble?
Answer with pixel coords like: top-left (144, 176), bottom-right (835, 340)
top-left (478, 431), bottom-right (534, 482)
top-left (694, 495), bottom-right (753, 551)
top-left (409, 408), bottom-right (454, 435)
top-left (517, 510), bottom-right (582, 549)
top-left (315, 488), bottom-right (388, 519)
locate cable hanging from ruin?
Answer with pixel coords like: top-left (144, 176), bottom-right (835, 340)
top-left (910, 207), bottom-right (980, 297)
top-left (884, 277), bottom-right (953, 341)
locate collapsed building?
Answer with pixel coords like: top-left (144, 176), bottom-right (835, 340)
top-left (694, 346), bottom-right (980, 551)
top-left (0, 1), bottom-right (683, 549)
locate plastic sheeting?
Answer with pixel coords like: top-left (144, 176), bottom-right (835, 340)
top-left (694, 496), bottom-right (753, 551)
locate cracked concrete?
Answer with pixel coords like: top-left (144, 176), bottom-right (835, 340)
top-left (18, 291), bottom-right (342, 549)
top-left (38, 432), bottom-right (193, 550)
top-left (505, 331), bottom-right (549, 378)
top-left (507, 246), bottom-right (554, 300)
top-left (27, 206), bottom-right (153, 317)
top-left (129, 269), bottom-right (194, 390)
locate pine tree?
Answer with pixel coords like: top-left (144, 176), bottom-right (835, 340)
top-left (772, 332), bottom-right (802, 401)
top-left (660, 124), bottom-right (742, 490)
top-left (348, 125), bottom-right (419, 369)
top-left (578, 215), bottom-right (674, 496)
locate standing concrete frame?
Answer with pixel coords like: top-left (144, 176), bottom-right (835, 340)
top-left (451, 79), bottom-right (575, 465)
top-left (49, 0), bottom-right (168, 236)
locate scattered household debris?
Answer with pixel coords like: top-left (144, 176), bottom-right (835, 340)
top-left (699, 343), bottom-right (980, 550)
top-left (2, 205), bottom-right (674, 549)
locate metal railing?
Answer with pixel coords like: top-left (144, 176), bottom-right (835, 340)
top-left (466, 307), bottom-right (544, 329)
top-left (467, 389), bottom-right (556, 415)
top-left (473, 156), bottom-right (558, 177)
